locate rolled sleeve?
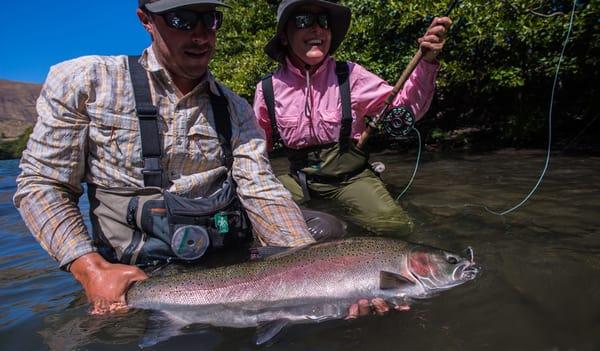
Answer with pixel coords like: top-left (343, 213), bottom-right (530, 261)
top-left (230, 99), bottom-right (315, 247)
top-left (353, 60), bottom-right (439, 122)
top-left (392, 59), bottom-right (439, 120)
top-left (13, 61), bottom-right (93, 269)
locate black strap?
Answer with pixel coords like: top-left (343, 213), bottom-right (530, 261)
top-left (335, 61), bottom-right (352, 150)
top-left (128, 56), bottom-right (164, 188)
top-left (128, 56), bottom-right (234, 187)
top-left (209, 85), bottom-right (233, 169)
top-left (261, 74), bottom-right (281, 146)
top-left (297, 171), bottom-right (311, 202)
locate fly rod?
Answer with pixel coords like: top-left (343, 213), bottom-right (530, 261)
top-left (356, 0), bottom-right (461, 149)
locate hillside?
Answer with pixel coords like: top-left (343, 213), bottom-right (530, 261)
top-left (0, 80), bottom-right (41, 139)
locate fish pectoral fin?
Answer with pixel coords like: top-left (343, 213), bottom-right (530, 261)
top-left (138, 312), bottom-right (188, 349)
top-left (255, 319), bottom-right (290, 345)
top-left (380, 271), bottom-right (415, 290)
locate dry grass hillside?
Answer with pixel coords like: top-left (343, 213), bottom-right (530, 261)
top-left (0, 79), bottom-right (41, 140)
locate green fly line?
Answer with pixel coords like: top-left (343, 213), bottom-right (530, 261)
top-left (396, 0), bottom-right (579, 217)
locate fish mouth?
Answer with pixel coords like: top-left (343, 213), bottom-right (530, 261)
top-left (458, 264), bottom-right (480, 281)
top-left (453, 247), bottom-right (480, 281)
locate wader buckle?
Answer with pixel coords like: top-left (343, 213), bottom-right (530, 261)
top-left (142, 157), bottom-right (163, 186)
top-left (136, 105), bottom-right (158, 119)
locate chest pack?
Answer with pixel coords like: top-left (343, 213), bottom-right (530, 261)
top-left (88, 56), bottom-right (250, 267)
top-left (261, 61), bottom-right (369, 200)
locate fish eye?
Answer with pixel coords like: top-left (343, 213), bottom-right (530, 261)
top-left (446, 255), bottom-right (459, 264)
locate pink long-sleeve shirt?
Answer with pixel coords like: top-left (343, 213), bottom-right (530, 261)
top-left (253, 56), bottom-right (439, 150)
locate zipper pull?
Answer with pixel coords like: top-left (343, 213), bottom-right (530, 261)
top-left (304, 68), bottom-right (312, 118)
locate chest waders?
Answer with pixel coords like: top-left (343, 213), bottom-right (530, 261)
top-left (89, 56), bottom-right (251, 267)
top-left (262, 61), bottom-right (370, 201)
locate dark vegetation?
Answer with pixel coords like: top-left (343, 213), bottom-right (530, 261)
top-left (212, 0), bottom-right (599, 153)
top-left (3, 0), bottom-right (598, 160)
top-left (0, 127), bottom-right (32, 160)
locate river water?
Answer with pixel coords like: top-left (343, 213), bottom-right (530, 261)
top-left (1, 150), bottom-right (599, 350)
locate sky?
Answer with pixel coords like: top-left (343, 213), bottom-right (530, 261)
top-left (0, 1), bottom-right (151, 84)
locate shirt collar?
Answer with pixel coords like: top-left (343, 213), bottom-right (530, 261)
top-left (284, 55), bottom-right (333, 78)
top-left (139, 45), bottom-right (163, 73)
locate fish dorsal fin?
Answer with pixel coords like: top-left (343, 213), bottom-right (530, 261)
top-left (380, 271), bottom-right (415, 290)
top-left (256, 319), bottom-right (289, 345)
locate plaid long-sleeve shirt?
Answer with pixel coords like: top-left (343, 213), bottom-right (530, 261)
top-left (13, 47), bottom-right (315, 269)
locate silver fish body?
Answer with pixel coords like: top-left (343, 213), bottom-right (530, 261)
top-left (127, 237), bottom-right (479, 346)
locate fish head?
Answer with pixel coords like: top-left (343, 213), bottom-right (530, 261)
top-left (407, 245), bottom-right (480, 294)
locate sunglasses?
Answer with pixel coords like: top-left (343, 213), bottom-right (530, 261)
top-left (160, 9), bottom-right (223, 32)
top-left (293, 13), bottom-right (330, 30)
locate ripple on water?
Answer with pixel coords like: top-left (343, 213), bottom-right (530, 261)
top-left (0, 155), bottom-right (599, 350)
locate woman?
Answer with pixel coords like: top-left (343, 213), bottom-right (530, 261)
top-left (253, 0), bottom-right (451, 233)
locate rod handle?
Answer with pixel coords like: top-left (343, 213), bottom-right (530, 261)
top-left (357, 49), bottom-right (424, 149)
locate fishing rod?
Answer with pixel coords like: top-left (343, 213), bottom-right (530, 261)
top-left (356, 0), bottom-right (461, 150)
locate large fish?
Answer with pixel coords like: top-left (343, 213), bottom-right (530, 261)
top-left (127, 237), bottom-right (479, 346)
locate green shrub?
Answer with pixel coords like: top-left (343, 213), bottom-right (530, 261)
top-left (0, 127), bottom-right (32, 160)
top-left (211, 0), bottom-right (599, 149)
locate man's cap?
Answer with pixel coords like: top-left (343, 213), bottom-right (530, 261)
top-left (139, 0), bottom-right (231, 13)
top-left (264, 0), bottom-right (351, 62)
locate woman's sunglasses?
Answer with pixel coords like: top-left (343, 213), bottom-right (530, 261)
top-left (293, 13), bottom-right (330, 30)
top-left (160, 9), bottom-right (223, 32)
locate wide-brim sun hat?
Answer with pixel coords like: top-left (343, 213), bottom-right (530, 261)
top-left (264, 0), bottom-right (352, 62)
top-left (139, 0), bottom-right (231, 13)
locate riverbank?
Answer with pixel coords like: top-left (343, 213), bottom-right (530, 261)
top-left (0, 127), bottom-right (31, 160)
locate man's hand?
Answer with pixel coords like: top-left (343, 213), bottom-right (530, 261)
top-left (70, 253), bottom-right (148, 315)
top-left (346, 298), bottom-right (411, 319)
top-left (419, 17), bottom-right (453, 63)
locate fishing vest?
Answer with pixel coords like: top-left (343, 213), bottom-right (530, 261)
top-left (261, 61), bottom-right (370, 199)
top-left (88, 56), bottom-right (251, 267)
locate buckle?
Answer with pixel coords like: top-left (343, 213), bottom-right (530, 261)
top-left (143, 157), bottom-right (161, 172)
top-left (141, 169), bottom-right (162, 176)
top-left (136, 104), bottom-right (158, 119)
top-left (142, 157), bottom-right (163, 187)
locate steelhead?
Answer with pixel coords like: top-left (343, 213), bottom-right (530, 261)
top-left (127, 237), bottom-right (479, 346)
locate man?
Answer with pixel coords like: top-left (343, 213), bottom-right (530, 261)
top-left (14, 0), bottom-right (319, 314)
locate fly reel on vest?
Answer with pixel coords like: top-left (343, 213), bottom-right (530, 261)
top-left (380, 107), bottom-right (415, 138)
top-left (171, 225), bottom-right (211, 260)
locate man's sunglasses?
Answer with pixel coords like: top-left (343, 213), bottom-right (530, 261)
top-left (293, 13), bottom-right (330, 30)
top-left (160, 9), bottom-right (223, 32)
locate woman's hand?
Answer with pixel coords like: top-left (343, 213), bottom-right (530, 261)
top-left (419, 17), bottom-right (453, 63)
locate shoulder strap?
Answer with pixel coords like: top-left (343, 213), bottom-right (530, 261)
top-left (209, 85), bottom-right (233, 169)
top-left (128, 56), bottom-right (164, 188)
top-left (261, 74), bottom-right (282, 147)
top-left (335, 61), bottom-right (352, 150)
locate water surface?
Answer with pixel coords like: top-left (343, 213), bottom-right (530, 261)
top-left (1, 150), bottom-right (599, 350)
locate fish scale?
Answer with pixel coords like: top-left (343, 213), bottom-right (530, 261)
top-left (128, 237), bottom-right (402, 305)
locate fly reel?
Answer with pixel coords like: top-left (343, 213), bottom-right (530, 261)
top-left (377, 106), bottom-right (416, 139)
